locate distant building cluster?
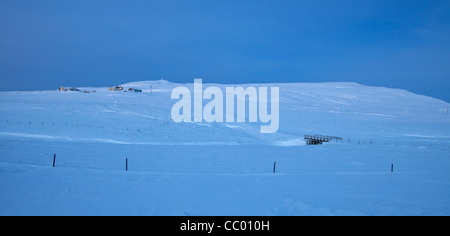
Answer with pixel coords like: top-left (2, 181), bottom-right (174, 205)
top-left (109, 86), bottom-right (142, 93)
top-left (59, 86), bottom-right (96, 93)
top-left (58, 85), bottom-right (144, 93)
top-left (109, 86), bottom-right (123, 91)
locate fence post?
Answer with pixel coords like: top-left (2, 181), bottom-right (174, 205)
top-left (53, 154), bottom-right (56, 167)
top-left (126, 158), bottom-right (128, 171)
top-left (273, 162), bottom-right (276, 173)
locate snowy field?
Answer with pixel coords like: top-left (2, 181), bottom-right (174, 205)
top-left (0, 80), bottom-right (449, 215)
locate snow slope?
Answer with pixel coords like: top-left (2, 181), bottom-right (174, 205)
top-left (0, 80), bottom-right (449, 215)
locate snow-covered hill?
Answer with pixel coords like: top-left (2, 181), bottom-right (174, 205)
top-left (0, 80), bottom-right (449, 215)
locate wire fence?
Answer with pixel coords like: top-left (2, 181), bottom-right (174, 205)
top-left (1, 119), bottom-right (158, 134)
top-left (0, 119), bottom-right (439, 149)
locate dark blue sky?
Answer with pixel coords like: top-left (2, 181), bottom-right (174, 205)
top-left (1, 0), bottom-right (449, 101)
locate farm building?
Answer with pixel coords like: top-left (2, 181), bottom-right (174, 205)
top-left (128, 88), bottom-right (142, 92)
top-left (59, 86), bottom-right (80, 92)
top-left (109, 86), bottom-right (123, 91)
